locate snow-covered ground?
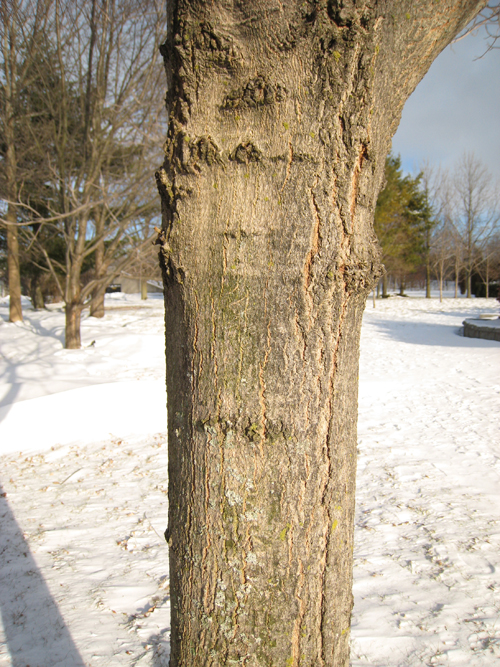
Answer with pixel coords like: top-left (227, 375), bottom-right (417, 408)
top-left (352, 293), bottom-right (500, 667)
top-left (0, 294), bottom-right (170, 667)
top-left (0, 292), bottom-right (498, 666)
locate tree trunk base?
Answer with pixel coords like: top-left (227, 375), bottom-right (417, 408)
top-left (7, 220), bottom-right (23, 323)
top-left (65, 304), bottom-right (82, 349)
top-left (90, 286), bottom-right (106, 318)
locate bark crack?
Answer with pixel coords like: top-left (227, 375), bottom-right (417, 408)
top-left (294, 308), bottom-right (307, 361)
top-left (193, 290), bottom-right (201, 379)
top-left (257, 283), bottom-right (271, 458)
top-left (281, 139), bottom-right (294, 195)
top-left (291, 559), bottom-right (306, 667)
top-left (303, 177), bottom-right (322, 329)
top-left (236, 291), bottom-right (250, 409)
top-left (210, 294), bottom-right (222, 420)
top-left (318, 285), bottom-right (350, 664)
top-left (349, 142), bottom-right (368, 225)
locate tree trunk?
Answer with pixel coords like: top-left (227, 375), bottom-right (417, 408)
top-left (3, 9), bottom-right (23, 324)
top-left (90, 239), bottom-right (106, 317)
top-left (65, 303), bottom-right (82, 349)
top-left (65, 257), bottom-right (84, 349)
top-left (6, 205), bottom-right (23, 323)
top-left (399, 275), bottom-right (406, 296)
top-left (90, 284), bottom-right (106, 317)
top-left (141, 278), bottom-right (148, 300)
top-left (426, 261), bottom-right (431, 298)
top-left (382, 273), bottom-right (388, 298)
top-left (30, 275), bottom-right (45, 310)
top-left (466, 270), bottom-right (472, 298)
top-left (158, 3), bottom-right (486, 665)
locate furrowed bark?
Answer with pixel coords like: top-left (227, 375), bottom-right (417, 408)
top-left (158, 2), bottom-right (486, 665)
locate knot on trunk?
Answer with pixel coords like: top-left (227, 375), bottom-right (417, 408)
top-left (223, 76), bottom-right (285, 110)
top-left (170, 20), bottom-right (239, 72)
top-left (166, 132), bottom-right (223, 174)
top-left (192, 136), bottom-right (222, 167)
top-left (230, 142), bottom-right (262, 164)
top-left (327, 0), bottom-right (374, 30)
top-left (339, 257), bottom-right (384, 294)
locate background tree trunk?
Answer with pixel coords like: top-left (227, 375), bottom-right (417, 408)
top-left (29, 275), bottom-right (45, 310)
top-left (426, 262), bottom-right (432, 298)
top-left (485, 257), bottom-right (489, 298)
top-left (399, 275), bottom-right (407, 296)
top-left (90, 285), bottom-right (106, 318)
top-left (90, 239), bottom-right (106, 318)
top-left (382, 273), bottom-right (388, 297)
top-left (158, 2), bottom-right (486, 665)
top-left (466, 268), bottom-right (472, 297)
top-left (65, 303), bottom-right (82, 349)
top-left (2, 2), bottom-right (23, 324)
top-left (6, 206), bottom-right (23, 323)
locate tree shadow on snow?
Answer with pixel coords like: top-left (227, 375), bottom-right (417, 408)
top-left (0, 481), bottom-right (86, 667)
top-left (0, 310), bottom-right (66, 423)
top-left (22, 311), bottom-right (66, 346)
top-left (369, 319), bottom-right (499, 348)
top-left (0, 349), bottom-right (22, 411)
top-left (148, 631), bottom-right (171, 667)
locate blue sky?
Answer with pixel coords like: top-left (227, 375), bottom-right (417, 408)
top-left (392, 27), bottom-right (500, 180)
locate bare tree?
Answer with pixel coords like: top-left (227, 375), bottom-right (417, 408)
top-left (454, 1), bottom-right (500, 53)
top-left (430, 217), bottom-right (456, 302)
top-left (0, 0), bottom-right (55, 322)
top-left (451, 153), bottom-right (500, 297)
top-left (476, 232), bottom-right (500, 297)
top-left (1, 0), bottom-right (166, 347)
top-left (419, 162), bottom-right (448, 298)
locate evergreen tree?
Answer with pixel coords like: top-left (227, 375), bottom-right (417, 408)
top-left (374, 155), bottom-right (433, 295)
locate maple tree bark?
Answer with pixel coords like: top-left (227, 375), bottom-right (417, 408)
top-left (157, 2), bottom-right (486, 665)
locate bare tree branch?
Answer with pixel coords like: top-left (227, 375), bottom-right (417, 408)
top-left (453, 2), bottom-right (500, 55)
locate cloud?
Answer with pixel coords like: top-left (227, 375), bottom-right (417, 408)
top-left (392, 28), bottom-right (500, 181)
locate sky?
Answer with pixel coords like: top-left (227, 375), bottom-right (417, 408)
top-left (392, 26), bottom-right (500, 181)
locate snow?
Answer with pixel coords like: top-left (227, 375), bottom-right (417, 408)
top-left (352, 294), bottom-right (500, 666)
top-left (0, 292), bottom-right (498, 666)
top-left (0, 294), bottom-right (170, 666)
top-left (466, 318), bottom-right (500, 328)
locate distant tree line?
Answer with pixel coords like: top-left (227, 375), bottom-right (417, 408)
top-left (374, 152), bottom-right (500, 302)
top-left (0, 0), bottom-right (166, 347)
top-left (1, 1), bottom-right (498, 348)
